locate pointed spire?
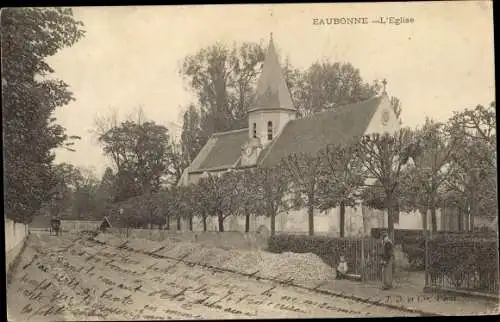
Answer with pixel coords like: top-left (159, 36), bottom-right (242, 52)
top-left (249, 33), bottom-right (295, 112)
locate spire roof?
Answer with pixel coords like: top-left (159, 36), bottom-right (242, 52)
top-left (249, 34), bottom-right (295, 112)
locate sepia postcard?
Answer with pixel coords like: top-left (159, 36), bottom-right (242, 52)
top-left (3, 2), bottom-right (498, 321)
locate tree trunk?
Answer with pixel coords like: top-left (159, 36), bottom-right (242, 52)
top-left (422, 207), bottom-right (429, 286)
top-left (177, 217), bottom-right (181, 231)
top-left (189, 215), bottom-right (193, 231)
top-left (386, 197), bottom-right (395, 240)
top-left (166, 215), bottom-right (170, 230)
top-left (245, 213), bottom-right (250, 233)
top-left (456, 208), bottom-right (464, 232)
top-left (420, 207), bottom-right (428, 230)
top-left (430, 207), bottom-right (437, 233)
top-left (270, 211), bottom-right (276, 236)
top-left (308, 198), bottom-right (314, 236)
top-left (218, 212), bottom-right (224, 232)
top-left (203, 216), bottom-right (207, 232)
top-left (470, 191), bottom-right (476, 232)
top-left (422, 207), bottom-right (428, 231)
top-left (339, 201), bottom-right (346, 238)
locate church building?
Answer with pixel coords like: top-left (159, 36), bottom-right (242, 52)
top-left (179, 34), bottom-right (400, 187)
top-left (176, 35), bottom-right (486, 235)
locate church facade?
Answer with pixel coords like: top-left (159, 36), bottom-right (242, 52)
top-left (178, 35), bottom-right (451, 235)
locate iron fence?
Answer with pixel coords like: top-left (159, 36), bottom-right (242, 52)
top-left (335, 237), bottom-right (383, 281)
top-left (425, 235), bottom-right (499, 295)
top-left (269, 235), bottom-right (384, 281)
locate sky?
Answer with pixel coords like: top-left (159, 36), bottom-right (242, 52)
top-left (48, 2), bottom-right (495, 177)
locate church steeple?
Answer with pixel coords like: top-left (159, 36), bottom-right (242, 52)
top-left (249, 34), bottom-right (295, 112)
top-left (243, 34), bottom-right (297, 159)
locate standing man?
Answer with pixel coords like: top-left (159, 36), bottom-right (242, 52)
top-left (381, 232), bottom-right (394, 290)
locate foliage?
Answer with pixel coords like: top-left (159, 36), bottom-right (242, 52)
top-left (317, 144), bottom-right (365, 237)
top-left (2, 8), bottom-right (85, 223)
top-left (161, 186), bottom-right (183, 229)
top-left (166, 139), bottom-right (189, 186)
top-left (251, 166), bottom-right (289, 235)
top-left (400, 119), bottom-right (458, 231)
top-left (197, 171), bottom-right (241, 232)
top-left (443, 103), bottom-right (497, 222)
top-left (98, 119), bottom-right (172, 196)
top-left (230, 169), bottom-right (261, 232)
top-left (180, 104), bottom-right (205, 165)
top-left (281, 153), bottom-right (323, 236)
top-left (428, 235), bottom-right (499, 294)
top-left (356, 128), bottom-right (419, 236)
top-left (287, 61), bottom-right (378, 117)
top-left (317, 144), bottom-right (365, 210)
top-left (179, 42), bottom-right (265, 140)
top-left (185, 182), bottom-right (212, 231)
top-left (46, 163), bottom-right (106, 220)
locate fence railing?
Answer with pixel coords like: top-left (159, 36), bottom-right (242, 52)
top-left (427, 269), bottom-right (499, 295)
top-left (336, 238), bottom-right (383, 281)
top-left (426, 235), bottom-right (499, 296)
top-left (267, 234), bottom-right (384, 281)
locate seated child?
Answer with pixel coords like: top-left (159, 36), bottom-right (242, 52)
top-left (336, 255), bottom-right (348, 279)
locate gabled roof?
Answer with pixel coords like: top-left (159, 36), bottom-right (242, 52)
top-left (189, 128), bottom-right (249, 173)
top-left (249, 35), bottom-right (295, 112)
top-left (186, 96), bottom-right (384, 176)
top-left (258, 95), bottom-right (383, 166)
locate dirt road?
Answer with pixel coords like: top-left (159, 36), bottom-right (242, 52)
top-left (7, 233), bottom-right (419, 321)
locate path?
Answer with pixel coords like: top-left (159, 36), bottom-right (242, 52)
top-left (7, 233), bottom-right (419, 321)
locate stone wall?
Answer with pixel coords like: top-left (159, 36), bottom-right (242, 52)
top-left (5, 218), bottom-right (29, 273)
top-left (170, 206), bottom-right (440, 236)
top-left (108, 228), bottom-right (269, 251)
top-left (60, 220), bottom-right (101, 232)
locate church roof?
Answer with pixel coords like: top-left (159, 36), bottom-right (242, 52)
top-left (249, 35), bottom-right (295, 112)
top-left (259, 95), bottom-right (382, 166)
top-left (188, 96), bottom-right (383, 174)
top-left (189, 128), bottom-right (248, 173)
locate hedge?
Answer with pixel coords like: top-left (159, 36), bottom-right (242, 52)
top-left (373, 228), bottom-right (498, 270)
top-left (427, 235), bottom-right (499, 294)
top-left (267, 234), bottom-right (383, 280)
top-left (371, 227), bottom-right (498, 245)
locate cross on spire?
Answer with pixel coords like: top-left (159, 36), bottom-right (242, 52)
top-left (382, 78), bottom-right (387, 94)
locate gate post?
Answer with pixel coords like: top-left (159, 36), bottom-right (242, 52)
top-left (424, 209), bottom-right (430, 290)
top-left (361, 236), bottom-right (365, 282)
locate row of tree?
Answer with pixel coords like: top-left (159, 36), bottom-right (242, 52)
top-left (105, 102), bottom-right (496, 237)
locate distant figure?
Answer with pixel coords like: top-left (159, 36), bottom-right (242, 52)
top-left (381, 232), bottom-right (394, 290)
top-left (99, 216), bottom-right (111, 233)
top-left (336, 255), bottom-right (349, 279)
top-left (50, 218), bottom-right (61, 236)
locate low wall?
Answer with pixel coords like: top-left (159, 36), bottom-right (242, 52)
top-left (108, 228), bottom-right (269, 251)
top-left (5, 219), bottom-right (29, 273)
top-left (166, 206), bottom-right (444, 237)
top-left (60, 220), bottom-right (101, 232)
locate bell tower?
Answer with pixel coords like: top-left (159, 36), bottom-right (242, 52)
top-left (241, 33), bottom-right (296, 167)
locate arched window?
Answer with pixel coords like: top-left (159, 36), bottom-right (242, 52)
top-left (252, 123), bottom-right (257, 138)
top-left (267, 121), bottom-right (273, 140)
